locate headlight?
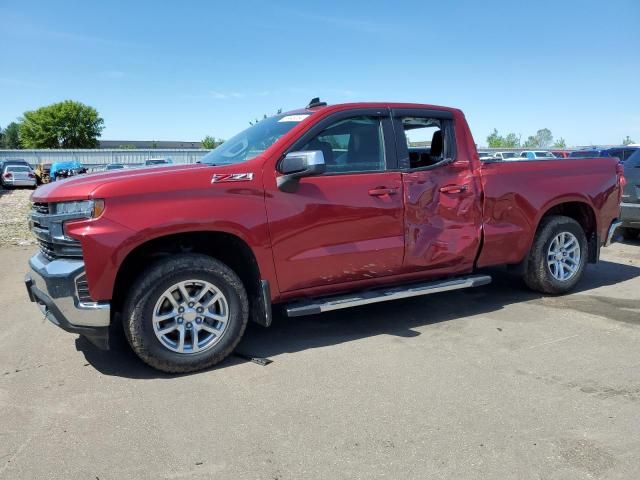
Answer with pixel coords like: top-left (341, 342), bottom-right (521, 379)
top-left (54, 199), bottom-right (105, 218)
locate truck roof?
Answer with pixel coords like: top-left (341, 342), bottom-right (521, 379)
top-left (283, 101), bottom-right (461, 117)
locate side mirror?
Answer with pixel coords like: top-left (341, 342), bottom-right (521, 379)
top-left (277, 150), bottom-right (326, 193)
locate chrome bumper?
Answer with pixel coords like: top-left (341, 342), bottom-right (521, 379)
top-left (604, 220), bottom-right (623, 247)
top-left (25, 253), bottom-right (111, 349)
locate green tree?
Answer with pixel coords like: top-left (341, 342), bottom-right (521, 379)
top-left (486, 129), bottom-right (504, 147)
top-left (503, 132), bottom-right (521, 148)
top-left (535, 128), bottom-right (553, 148)
top-left (19, 100), bottom-right (104, 148)
top-left (523, 128), bottom-right (554, 149)
top-left (622, 136), bottom-right (635, 146)
top-left (487, 129), bottom-right (521, 148)
top-left (3, 122), bottom-right (22, 149)
top-left (522, 136), bottom-right (538, 148)
top-left (201, 135), bottom-right (219, 149)
top-left (553, 138), bottom-right (567, 149)
top-left (0, 125), bottom-right (3, 147)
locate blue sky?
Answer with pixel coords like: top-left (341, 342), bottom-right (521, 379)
top-left (0, 0), bottom-right (638, 147)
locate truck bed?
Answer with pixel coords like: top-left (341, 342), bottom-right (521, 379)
top-left (477, 156), bottom-right (621, 267)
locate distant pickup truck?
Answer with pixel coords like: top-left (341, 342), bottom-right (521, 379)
top-left (25, 99), bottom-right (624, 373)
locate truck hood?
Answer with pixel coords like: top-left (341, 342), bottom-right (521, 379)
top-left (31, 164), bottom-right (223, 202)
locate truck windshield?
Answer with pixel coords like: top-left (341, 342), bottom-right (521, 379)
top-left (200, 113), bottom-right (312, 165)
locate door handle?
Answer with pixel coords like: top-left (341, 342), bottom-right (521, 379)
top-left (439, 184), bottom-right (468, 194)
top-left (368, 187), bottom-right (398, 196)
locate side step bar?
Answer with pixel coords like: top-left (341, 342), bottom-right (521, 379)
top-left (285, 275), bottom-right (492, 317)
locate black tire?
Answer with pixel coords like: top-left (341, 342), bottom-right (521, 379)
top-left (523, 216), bottom-right (588, 295)
top-left (123, 253), bottom-right (249, 373)
top-left (621, 227), bottom-right (639, 241)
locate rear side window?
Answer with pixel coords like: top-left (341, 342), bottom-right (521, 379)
top-left (395, 116), bottom-right (454, 169)
top-left (300, 116), bottom-right (386, 174)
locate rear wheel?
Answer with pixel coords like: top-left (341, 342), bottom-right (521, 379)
top-left (123, 253), bottom-right (249, 373)
top-left (523, 216), bottom-right (588, 294)
top-left (621, 227), bottom-right (639, 241)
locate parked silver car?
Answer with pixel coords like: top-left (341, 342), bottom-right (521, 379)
top-left (620, 149), bottom-right (640, 240)
top-left (1, 165), bottom-right (37, 188)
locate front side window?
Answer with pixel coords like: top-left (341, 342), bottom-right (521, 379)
top-left (201, 113), bottom-right (313, 165)
top-left (300, 116), bottom-right (385, 173)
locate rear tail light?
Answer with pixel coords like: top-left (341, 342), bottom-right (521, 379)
top-left (616, 162), bottom-right (626, 188)
top-left (3, 173), bottom-right (12, 179)
top-left (28, 173), bottom-right (35, 178)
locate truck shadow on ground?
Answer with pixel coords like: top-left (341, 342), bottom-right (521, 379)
top-left (76, 259), bottom-right (640, 379)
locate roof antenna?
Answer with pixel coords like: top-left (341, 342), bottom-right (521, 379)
top-left (307, 97), bottom-right (327, 108)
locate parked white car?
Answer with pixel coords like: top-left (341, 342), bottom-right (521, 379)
top-left (492, 151), bottom-right (518, 160)
top-left (1, 165), bottom-right (37, 188)
top-left (520, 151), bottom-right (557, 160)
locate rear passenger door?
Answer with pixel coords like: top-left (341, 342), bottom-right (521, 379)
top-left (392, 108), bottom-right (483, 276)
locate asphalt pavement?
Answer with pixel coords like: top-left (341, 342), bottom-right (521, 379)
top-left (1, 241), bottom-right (639, 479)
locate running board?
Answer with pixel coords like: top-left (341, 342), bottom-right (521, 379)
top-left (285, 275), bottom-right (492, 317)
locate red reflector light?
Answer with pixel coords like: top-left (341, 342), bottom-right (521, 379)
top-left (3, 173), bottom-right (11, 179)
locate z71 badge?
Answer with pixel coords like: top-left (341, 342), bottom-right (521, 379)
top-left (211, 173), bottom-right (254, 183)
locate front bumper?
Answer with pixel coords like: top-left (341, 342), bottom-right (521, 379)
top-left (25, 252), bottom-right (111, 349)
top-left (620, 202), bottom-right (640, 228)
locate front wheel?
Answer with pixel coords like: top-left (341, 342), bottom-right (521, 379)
top-left (123, 253), bottom-right (249, 373)
top-left (523, 216), bottom-right (588, 294)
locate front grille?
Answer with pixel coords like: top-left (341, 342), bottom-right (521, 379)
top-left (75, 273), bottom-right (92, 302)
top-left (37, 239), bottom-right (57, 261)
top-left (36, 239), bottom-right (83, 260)
top-left (30, 201), bottom-right (83, 261)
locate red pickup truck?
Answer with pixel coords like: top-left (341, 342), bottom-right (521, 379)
top-left (25, 99), bottom-right (624, 372)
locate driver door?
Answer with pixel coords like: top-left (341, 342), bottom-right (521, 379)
top-left (264, 109), bottom-right (406, 293)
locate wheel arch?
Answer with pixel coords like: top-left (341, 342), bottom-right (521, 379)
top-left (111, 230), bottom-right (268, 325)
top-left (533, 199), bottom-right (599, 262)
